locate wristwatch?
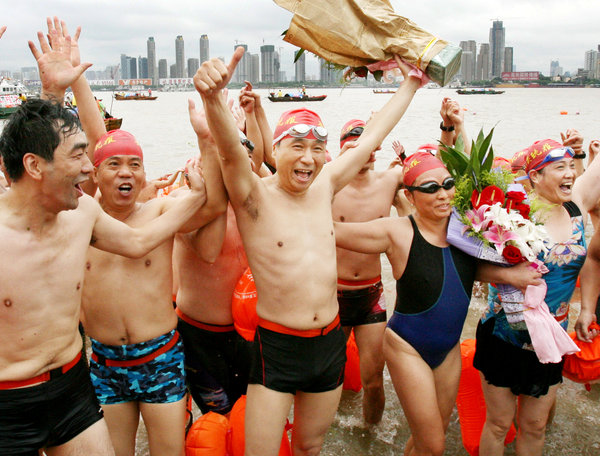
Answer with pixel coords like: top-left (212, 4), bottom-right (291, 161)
top-left (573, 153), bottom-right (587, 159)
top-left (440, 121), bottom-right (455, 132)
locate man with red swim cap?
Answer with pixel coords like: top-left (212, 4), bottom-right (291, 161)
top-left (195, 47), bottom-right (420, 456)
top-left (332, 117), bottom-right (409, 424)
top-left (81, 98), bottom-right (227, 455)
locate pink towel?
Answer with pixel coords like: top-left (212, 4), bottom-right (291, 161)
top-left (522, 281), bottom-right (580, 364)
top-left (366, 59), bottom-right (431, 87)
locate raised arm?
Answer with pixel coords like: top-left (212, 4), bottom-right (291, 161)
top-left (561, 128), bottom-right (584, 177)
top-left (186, 210), bottom-right (228, 264)
top-left (239, 82), bottom-right (265, 173)
top-left (576, 230), bottom-right (600, 341)
top-left (440, 98), bottom-right (470, 155)
top-left (573, 133), bottom-right (600, 213)
top-left (90, 160), bottom-right (206, 258)
top-left (328, 57), bottom-right (420, 193)
top-left (242, 81), bottom-right (276, 170)
top-left (194, 47), bottom-right (259, 207)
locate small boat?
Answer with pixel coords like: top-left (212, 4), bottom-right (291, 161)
top-left (267, 94), bottom-right (327, 102)
top-left (104, 117), bottom-right (123, 130)
top-left (0, 95), bottom-right (21, 119)
top-left (114, 92), bottom-right (157, 101)
top-left (456, 88), bottom-right (505, 95)
top-left (372, 88), bottom-right (396, 94)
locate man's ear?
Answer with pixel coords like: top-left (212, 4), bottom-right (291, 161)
top-left (22, 153), bottom-right (44, 181)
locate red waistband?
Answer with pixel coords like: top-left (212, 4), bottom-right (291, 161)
top-left (175, 307), bottom-right (236, 332)
top-left (0, 351), bottom-right (82, 390)
top-left (337, 275), bottom-right (381, 287)
top-left (91, 331), bottom-right (180, 368)
top-left (258, 314), bottom-right (340, 338)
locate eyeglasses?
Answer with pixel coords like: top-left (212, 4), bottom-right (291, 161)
top-left (406, 177), bottom-right (455, 194)
top-left (340, 126), bottom-right (364, 142)
top-left (273, 124), bottom-right (328, 145)
top-left (533, 147), bottom-right (574, 170)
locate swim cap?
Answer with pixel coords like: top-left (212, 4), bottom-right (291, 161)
top-left (492, 156), bottom-right (512, 171)
top-left (403, 151), bottom-right (447, 187)
top-left (94, 130), bottom-right (143, 167)
top-left (524, 139), bottom-right (572, 174)
top-left (415, 143), bottom-right (438, 155)
top-left (272, 108), bottom-right (325, 145)
top-left (511, 147), bottom-right (529, 173)
top-left (339, 119), bottom-right (366, 147)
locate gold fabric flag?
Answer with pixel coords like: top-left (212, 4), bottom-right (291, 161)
top-left (274, 0), bottom-right (462, 86)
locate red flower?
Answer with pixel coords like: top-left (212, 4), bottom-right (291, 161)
top-left (513, 202), bottom-right (531, 219)
top-left (502, 245), bottom-right (525, 264)
top-left (354, 67), bottom-right (368, 78)
top-left (506, 191), bottom-right (526, 203)
top-left (471, 185), bottom-right (505, 209)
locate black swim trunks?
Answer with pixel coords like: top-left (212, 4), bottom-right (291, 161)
top-left (337, 280), bottom-right (387, 327)
top-left (249, 315), bottom-right (346, 394)
top-left (0, 355), bottom-right (103, 456)
top-left (473, 318), bottom-right (563, 398)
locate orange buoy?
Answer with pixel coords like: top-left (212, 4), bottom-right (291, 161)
top-left (185, 411), bottom-right (229, 456)
top-left (232, 268), bottom-right (259, 341)
top-left (560, 111), bottom-right (568, 115)
top-left (229, 395), bottom-right (292, 456)
top-left (456, 339), bottom-right (516, 456)
top-left (563, 322), bottom-right (600, 389)
top-left (343, 330), bottom-right (362, 392)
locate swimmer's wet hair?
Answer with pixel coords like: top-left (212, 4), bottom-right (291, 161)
top-left (0, 98), bottom-right (81, 181)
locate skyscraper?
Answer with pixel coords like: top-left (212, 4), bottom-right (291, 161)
top-left (260, 44), bottom-right (276, 83)
top-left (129, 57), bottom-right (137, 79)
top-left (489, 20), bottom-right (505, 78)
top-left (138, 57), bottom-right (148, 79)
top-left (249, 54), bottom-right (260, 83)
top-left (120, 54), bottom-right (129, 79)
top-left (147, 37), bottom-right (156, 84)
top-left (295, 52), bottom-right (306, 82)
top-left (187, 58), bottom-right (199, 78)
top-left (200, 35), bottom-right (209, 64)
top-left (158, 59), bottom-right (168, 79)
top-left (232, 44), bottom-right (249, 83)
top-left (550, 60), bottom-right (562, 77)
top-left (459, 40), bottom-right (476, 83)
top-left (585, 49), bottom-right (598, 79)
top-left (175, 35), bottom-right (185, 78)
top-left (477, 43), bottom-right (490, 81)
top-left (503, 47), bottom-right (514, 73)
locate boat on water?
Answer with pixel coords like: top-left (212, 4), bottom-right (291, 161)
top-left (115, 92), bottom-right (157, 101)
top-left (456, 88), bottom-right (505, 95)
top-left (373, 88), bottom-right (396, 94)
top-left (0, 78), bottom-right (28, 118)
top-left (104, 117), bottom-right (123, 130)
top-left (0, 95), bottom-right (21, 119)
top-left (267, 94), bottom-right (327, 102)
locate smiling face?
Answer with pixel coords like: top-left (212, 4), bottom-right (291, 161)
top-left (405, 167), bottom-right (455, 220)
top-left (40, 129), bottom-right (91, 211)
top-left (529, 157), bottom-right (576, 204)
top-left (94, 155), bottom-right (146, 209)
top-left (273, 137), bottom-right (327, 194)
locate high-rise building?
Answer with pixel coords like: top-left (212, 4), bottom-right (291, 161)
top-left (129, 57), bottom-right (137, 79)
top-left (232, 44), bottom-right (249, 83)
top-left (120, 54), bottom-right (129, 79)
top-left (319, 57), bottom-right (342, 85)
top-left (158, 59), bottom-right (168, 79)
top-left (187, 58), bottom-right (199, 78)
top-left (147, 37), bottom-right (156, 84)
top-left (170, 63), bottom-right (177, 78)
top-left (585, 49), bottom-right (598, 79)
top-left (175, 35), bottom-right (185, 78)
top-left (295, 52), bottom-right (306, 82)
top-left (138, 57), bottom-right (148, 79)
top-left (260, 44), bottom-right (276, 83)
top-left (249, 54), bottom-right (260, 84)
top-left (489, 20), bottom-right (505, 78)
top-left (459, 40), bottom-right (477, 83)
top-left (200, 35), bottom-right (209, 64)
top-left (550, 60), bottom-right (562, 77)
top-left (503, 47), bottom-right (514, 73)
top-left (477, 43), bottom-right (490, 81)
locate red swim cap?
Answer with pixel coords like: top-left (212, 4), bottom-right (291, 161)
top-left (339, 119), bottom-right (366, 147)
top-left (524, 139), bottom-right (572, 174)
top-left (511, 147), bottom-right (529, 172)
top-left (403, 151), bottom-right (447, 187)
top-left (272, 108), bottom-right (325, 145)
top-left (415, 143), bottom-right (438, 155)
top-left (94, 130), bottom-right (143, 167)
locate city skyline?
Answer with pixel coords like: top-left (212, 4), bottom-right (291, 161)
top-left (1, 0), bottom-right (597, 78)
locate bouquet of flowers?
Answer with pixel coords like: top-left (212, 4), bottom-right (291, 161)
top-left (440, 130), bottom-right (549, 328)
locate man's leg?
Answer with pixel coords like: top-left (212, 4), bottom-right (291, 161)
top-left (140, 397), bottom-right (187, 456)
top-left (353, 322), bottom-right (386, 424)
top-left (100, 402), bottom-right (140, 456)
top-left (244, 384), bottom-right (294, 456)
top-left (479, 378), bottom-right (518, 456)
top-left (45, 420), bottom-right (115, 456)
top-left (291, 386), bottom-right (343, 456)
top-left (515, 384), bottom-right (559, 456)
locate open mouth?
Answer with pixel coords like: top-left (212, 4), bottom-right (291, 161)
top-left (559, 182), bottom-right (572, 194)
top-left (74, 183), bottom-right (84, 196)
top-left (118, 183), bottom-right (133, 195)
top-left (294, 170), bottom-right (313, 182)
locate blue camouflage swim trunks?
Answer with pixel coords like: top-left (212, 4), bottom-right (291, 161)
top-left (89, 329), bottom-right (186, 405)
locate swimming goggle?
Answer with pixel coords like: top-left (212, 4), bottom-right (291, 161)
top-left (273, 124), bottom-right (328, 145)
top-left (406, 177), bottom-right (455, 194)
top-left (340, 126), bottom-right (365, 142)
top-left (530, 146), bottom-right (574, 172)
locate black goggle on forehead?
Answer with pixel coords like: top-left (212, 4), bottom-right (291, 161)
top-left (340, 126), bottom-right (365, 142)
top-left (406, 177), bottom-right (455, 194)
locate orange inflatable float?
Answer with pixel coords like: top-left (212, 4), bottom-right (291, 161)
top-left (563, 322), bottom-right (600, 390)
top-left (185, 411), bottom-right (230, 456)
top-left (231, 268), bottom-right (259, 341)
top-left (456, 339), bottom-right (516, 456)
top-left (343, 330), bottom-right (362, 392)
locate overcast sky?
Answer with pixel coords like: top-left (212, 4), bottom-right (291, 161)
top-left (1, 0), bottom-right (597, 77)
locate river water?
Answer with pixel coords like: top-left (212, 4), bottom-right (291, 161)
top-left (6, 86), bottom-right (600, 455)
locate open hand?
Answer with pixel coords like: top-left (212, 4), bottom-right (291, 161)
top-left (188, 99), bottom-right (213, 142)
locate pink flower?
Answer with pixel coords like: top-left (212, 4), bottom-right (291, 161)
top-left (465, 205), bottom-right (491, 233)
top-left (483, 224), bottom-right (520, 254)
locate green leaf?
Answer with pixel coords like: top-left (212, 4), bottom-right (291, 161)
top-left (294, 48), bottom-right (305, 63)
top-left (281, 29), bottom-right (288, 36)
top-left (373, 70), bottom-right (384, 82)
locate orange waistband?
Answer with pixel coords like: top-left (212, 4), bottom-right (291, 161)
top-left (175, 307), bottom-right (235, 332)
top-left (257, 314), bottom-right (340, 338)
top-left (0, 352), bottom-right (82, 390)
top-left (337, 275), bottom-right (381, 287)
top-left (91, 331), bottom-right (180, 368)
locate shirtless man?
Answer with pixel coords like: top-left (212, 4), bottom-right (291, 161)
top-left (194, 47), bottom-right (421, 456)
top-left (332, 118), bottom-right (406, 424)
top-left (0, 30), bottom-right (206, 456)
